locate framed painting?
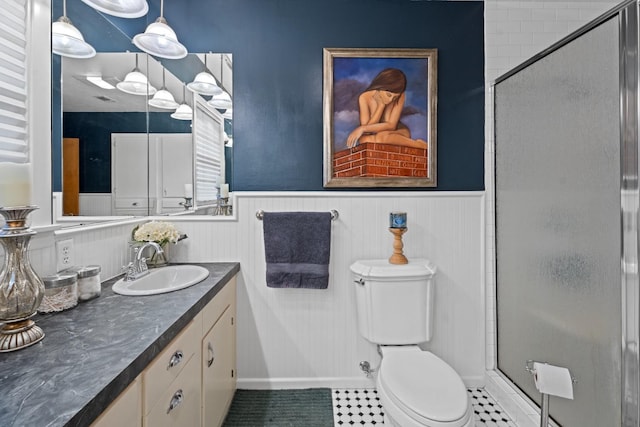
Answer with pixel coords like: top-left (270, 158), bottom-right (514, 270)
top-left (323, 48), bottom-right (437, 188)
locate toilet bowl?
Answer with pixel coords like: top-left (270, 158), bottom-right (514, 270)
top-left (350, 259), bottom-right (473, 427)
top-left (376, 346), bottom-right (473, 427)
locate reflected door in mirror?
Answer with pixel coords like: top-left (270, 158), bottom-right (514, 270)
top-left (63, 138), bottom-right (79, 216)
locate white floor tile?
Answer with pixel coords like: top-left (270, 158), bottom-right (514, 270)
top-left (332, 387), bottom-right (518, 426)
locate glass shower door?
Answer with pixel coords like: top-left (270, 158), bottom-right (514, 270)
top-left (494, 15), bottom-right (621, 426)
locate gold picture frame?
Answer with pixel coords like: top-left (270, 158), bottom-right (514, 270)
top-left (323, 48), bottom-right (437, 188)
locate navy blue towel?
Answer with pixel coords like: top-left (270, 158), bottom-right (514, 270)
top-left (262, 211), bottom-right (332, 289)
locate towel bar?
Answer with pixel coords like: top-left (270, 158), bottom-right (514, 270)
top-left (256, 209), bottom-right (339, 221)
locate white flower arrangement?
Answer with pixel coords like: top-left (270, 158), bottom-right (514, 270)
top-left (132, 221), bottom-right (181, 247)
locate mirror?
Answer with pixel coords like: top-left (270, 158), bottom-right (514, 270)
top-left (51, 2), bottom-right (233, 222)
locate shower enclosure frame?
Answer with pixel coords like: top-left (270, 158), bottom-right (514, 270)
top-left (493, 0), bottom-right (639, 424)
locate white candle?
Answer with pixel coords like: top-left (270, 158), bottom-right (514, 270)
top-left (220, 183), bottom-right (229, 198)
top-left (0, 163), bottom-right (32, 207)
top-left (184, 183), bottom-right (193, 198)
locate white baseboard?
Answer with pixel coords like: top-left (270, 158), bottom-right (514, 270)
top-left (462, 375), bottom-right (486, 388)
top-left (237, 374), bottom-right (485, 391)
top-left (485, 370), bottom-right (558, 427)
top-left (237, 376), bottom-right (376, 390)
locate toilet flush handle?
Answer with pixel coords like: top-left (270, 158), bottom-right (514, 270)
top-left (354, 278), bottom-right (365, 286)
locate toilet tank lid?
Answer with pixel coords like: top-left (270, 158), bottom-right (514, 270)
top-left (350, 259), bottom-right (436, 279)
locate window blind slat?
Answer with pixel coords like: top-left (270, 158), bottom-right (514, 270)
top-left (193, 98), bottom-right (224, 204)
top-left (0, 0), bottom-right (27, 163)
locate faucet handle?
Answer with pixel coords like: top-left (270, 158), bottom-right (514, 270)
top-left (122, 262), bottom-right (135, 281)
top-left (138, 257), bottom-right (149, 273)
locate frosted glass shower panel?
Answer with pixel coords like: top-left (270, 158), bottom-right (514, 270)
top-left (495, 17), bottom-right (620, 426)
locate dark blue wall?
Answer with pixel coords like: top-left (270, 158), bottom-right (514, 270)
top-left (61, 0), bottom-right (484, 191)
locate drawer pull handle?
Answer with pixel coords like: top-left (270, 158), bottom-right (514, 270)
top-left (167, 350), bottom-right (184, 370)
top-left (207, 342), bottom-right (215, 367)
top-left (166, 389), bottom-right (184, 414)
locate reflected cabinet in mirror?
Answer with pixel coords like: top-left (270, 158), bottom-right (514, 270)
top-left (53, 51), bottom-right (233, 221)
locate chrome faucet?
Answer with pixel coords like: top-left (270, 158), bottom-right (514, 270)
top-left (123, 241), bottom-right (164, 281)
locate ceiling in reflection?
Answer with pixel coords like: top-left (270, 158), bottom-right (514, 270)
top-left (62, 53), bottom-right (232, 113)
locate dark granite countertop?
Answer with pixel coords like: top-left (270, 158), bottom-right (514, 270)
top-left (0, 262), bottom-right (240, 427)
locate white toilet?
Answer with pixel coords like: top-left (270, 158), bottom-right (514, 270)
top-left (350, 259), bottom-right (473, 427)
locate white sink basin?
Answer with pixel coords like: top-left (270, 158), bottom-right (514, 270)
top-left (112, 265), bottom-right (210, 296)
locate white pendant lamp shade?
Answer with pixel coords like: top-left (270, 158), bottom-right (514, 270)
top-left (149, 89), bottom-right (178, 109)
top-left (133, 17), bottom-right (188, 59)
top-left (52, 16), bottom-right (96, 59)
top-left (81, 0), bottom-right (149, 18)
top-left (149, 68), bottom-right (178, 109)
top-left (117, 66), bottom-right (157, 96)
top-left (116, 54), bottom-right (156, 96)
top-left (222, 108), bottom-right (233, 120)
top-left (172, 85), bottom-right (192, 120)
top-left (208, 91), bottom-right (232, 110)
top-left (188, 71), bottom-right (222, 96)
top-left (171, 103), bottom-right (192, 120)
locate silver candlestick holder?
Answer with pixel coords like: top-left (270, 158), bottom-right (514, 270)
top-left (0, 206), bottom-right (45, 352)
top-left (213, 197), bottom-right (232, 216)
top-left (179, 197), bottom-right (193, 210)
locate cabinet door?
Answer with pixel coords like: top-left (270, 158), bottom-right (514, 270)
top-left (91, 376), bottom-right (141, 427)
top-left (202, 306), bottom-right (236, 427)
top-left (160, 133), bottom-right (193, 198)
top-left (112, 134), bottom-right (148, 199)
top-left (112, 133), bottom-right (152, 215)
top-left (144, 355), bottom-right (201, 427)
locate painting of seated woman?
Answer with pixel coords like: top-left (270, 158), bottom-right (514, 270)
top-left (323, 48), bottom-right (437, 188)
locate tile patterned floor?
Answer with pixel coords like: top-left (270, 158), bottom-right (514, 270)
top-left (332, 388), bottom-right (517, 427)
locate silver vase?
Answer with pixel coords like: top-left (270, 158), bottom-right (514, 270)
top-left (0, 206), bottom-right (45, 352)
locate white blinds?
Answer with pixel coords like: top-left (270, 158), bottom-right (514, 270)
top-left (0, 0), bottom-right (28, 163)
top-left (193, 97), bottom-right (224, 204)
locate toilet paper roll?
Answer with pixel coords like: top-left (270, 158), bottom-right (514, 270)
top-left (533, 362), bottom-right (574, 400)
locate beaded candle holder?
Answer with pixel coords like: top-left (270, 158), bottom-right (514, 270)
top-left (0, 206), bottom-right (45, 352)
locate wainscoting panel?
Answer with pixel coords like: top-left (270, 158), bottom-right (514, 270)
top-left (79, 193), bottom-right (112, 216)
top-left (171, 192), bottom-right (485, 388)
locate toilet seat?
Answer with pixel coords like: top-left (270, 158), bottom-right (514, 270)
top-left (378, 349), bottom-right (471, 426)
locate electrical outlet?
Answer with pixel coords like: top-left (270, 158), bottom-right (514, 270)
top-left (56, 238), bottom-right (75, 272)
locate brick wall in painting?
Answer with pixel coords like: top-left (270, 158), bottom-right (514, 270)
top-left (332, 142), bottom-right (428, 178)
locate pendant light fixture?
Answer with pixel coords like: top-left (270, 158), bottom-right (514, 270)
top-left (208, 91), bottom-right (232, 110)
top-left (171, 85), bottom-right (193, 120)
top-left (149, 67), bottom-right (178, 109)
top-left (188, 54), bottom-right (222, 96)
top-left (133, 0), bottom-right (188, 59)
top-left (52, 0), bottom-right (96, 59)
top-left (81, 0), bottom-right (149, 18)
top-left (116, 54), bottom-right (157, 96)
top-left (208, 54), bottom-right (233, 109)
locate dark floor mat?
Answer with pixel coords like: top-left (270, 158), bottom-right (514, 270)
top-left (222, 388), bottom-right (334, 426)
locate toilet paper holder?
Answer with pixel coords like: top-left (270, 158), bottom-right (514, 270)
top-left (525, 360), bottom-right (577, 427)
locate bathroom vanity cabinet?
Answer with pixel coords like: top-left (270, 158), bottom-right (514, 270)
top-left (91, 276), bottom-right (237, 427)
top-left (91, 377), bottom-right (142, 427)
top-left (0, 262), bottom-right (240, 427)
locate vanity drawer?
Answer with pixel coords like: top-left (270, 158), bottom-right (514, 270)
top-left (161, 198), bottom-right (187, 209)
top-left (115, 197), bottom-right (149, 209)
top-left (142, 313), bottom-right (202, 413)
top-left (143, 354), bottom-right (201, 427)
top-left (202, 277), bottom-right (236, 334)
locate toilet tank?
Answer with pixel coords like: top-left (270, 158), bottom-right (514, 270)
top-left (350, 259), bottom-right (436, 345)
